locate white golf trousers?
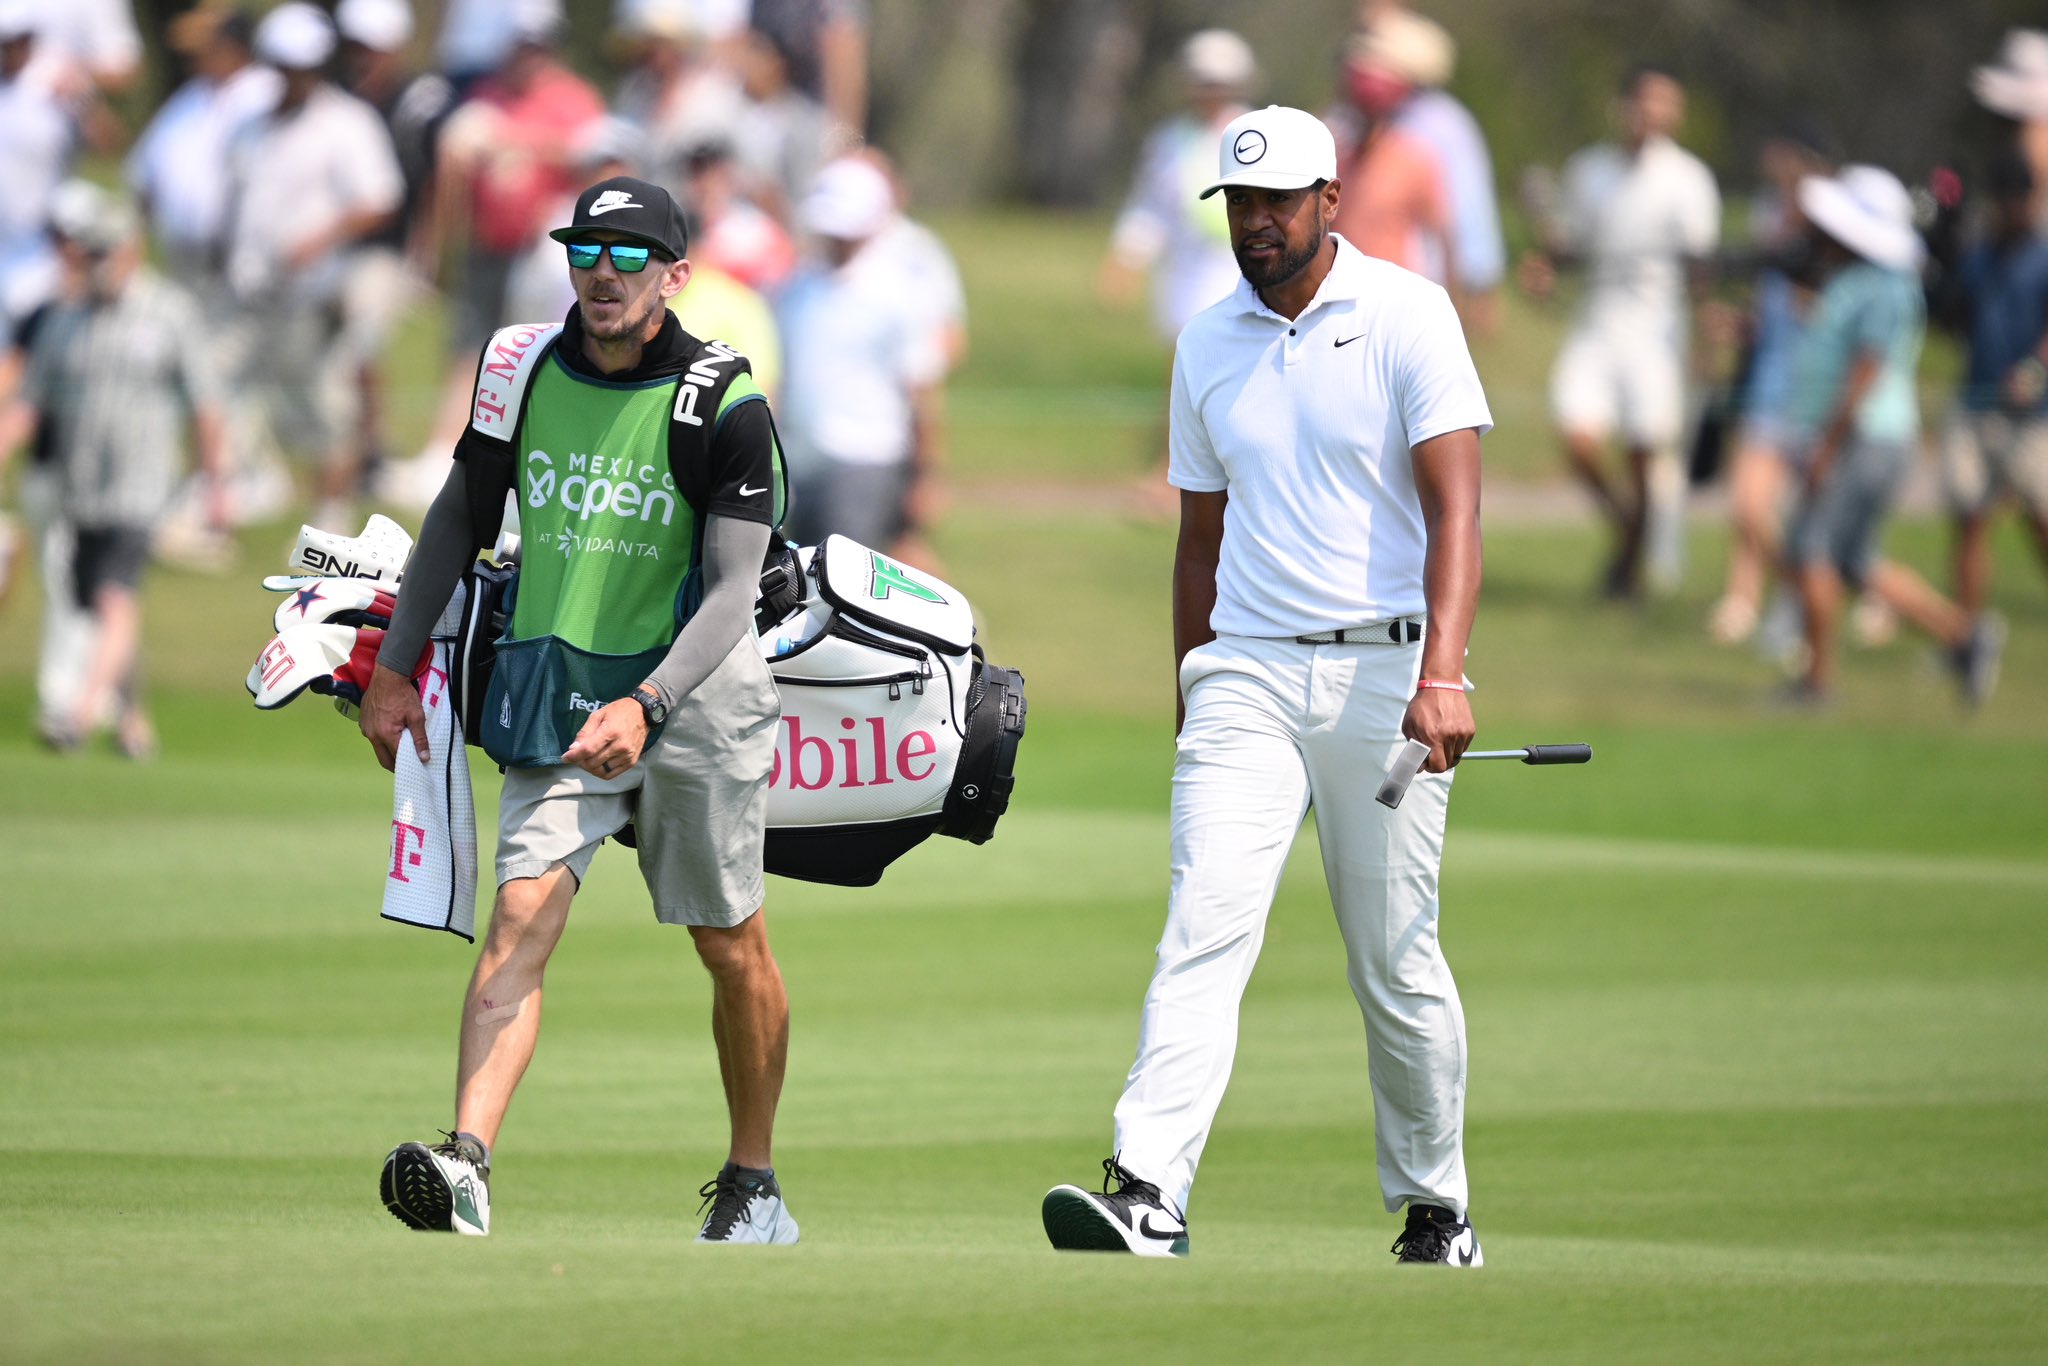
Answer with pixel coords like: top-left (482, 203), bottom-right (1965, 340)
top-left (1112, 634), bottom-right (1469, 1218)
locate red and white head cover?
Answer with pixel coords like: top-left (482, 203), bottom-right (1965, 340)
top-left (268, 576), bottom-right (397, 634)
top-left (246, 623), bottom-right (428, 710)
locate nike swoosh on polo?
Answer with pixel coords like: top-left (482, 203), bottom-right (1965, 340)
top-left (589, 190), bottom-right (641, 215)
top-left (1138, 1212), bottom-right (1185, 1241)
top-left (1334, 333), bottom-right (1368, 348)
top-left (738, 483), bottom-right (766, 497)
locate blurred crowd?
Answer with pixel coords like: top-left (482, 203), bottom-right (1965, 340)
top-left (1104, 3), bottom-right (2045, 710)
top-left (0, 0), bottom-right (965, 754)
top-left (3, 0), bottom-right (2044, 756)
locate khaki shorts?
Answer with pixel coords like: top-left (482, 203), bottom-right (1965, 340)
top-left (495, 636), bottom-right (781, 927)
top-left (1550, 324), bottom-right (1687, 448)
top-left (1941, 409), bottom-right (2048, 519)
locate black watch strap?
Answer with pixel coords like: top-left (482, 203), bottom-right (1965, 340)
top-left (632, 684), bottom-right (668, 728)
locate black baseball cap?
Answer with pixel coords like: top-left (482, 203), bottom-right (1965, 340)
top-left (547, 176), bottom-right (689, 260)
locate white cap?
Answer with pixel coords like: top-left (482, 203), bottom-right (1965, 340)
top-left (801, 158), bottom-right (895, 241)
top-left (1798, 165), bottom-right (1924, 273)
top-left (1972, 29), bottom-right (2048, 122)
top-left (509, 0), bottom-right (563, 45)
top-left (0, 0), bottom-right (38, 40)
top-left (255, 2), bottom-right (335, 69)
top-left (336, 0), bottom-right (414, 52)
top-left (1182, 29), bottom-right (1254, 88)
top-left (1199, 105), bottom-right (1337, 200)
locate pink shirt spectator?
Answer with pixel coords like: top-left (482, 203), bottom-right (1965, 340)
top-left (1331, 125), bottom-right (1450, 280)
top-left (465, 63), bottom-right (603, 254)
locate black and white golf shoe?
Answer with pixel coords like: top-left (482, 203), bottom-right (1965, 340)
top-left (1042, 1157), bottom-right (1189, 1257)
top-left (381, 1132), bottom-right (491, 1236)
top-left (1391, 1203), bottom-right (1481, 1267)
top-left (695, 1162), bottom-right (800, 1245)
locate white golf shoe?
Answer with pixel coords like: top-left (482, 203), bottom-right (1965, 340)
top-left (382, 1133), bottom-right (491, 1236)
top-left (1042, 1157), bottom-right (1189, 1257)
top-left (695, 1163), bottom-right (800, 1245)
top-left (1391, 1203), bottom-right (1481, 1267)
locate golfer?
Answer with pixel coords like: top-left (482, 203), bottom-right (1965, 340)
top-left (1042, 106), bottom-right (1492, 1264)
top-left (358, 176), bottom-right (798, 1243)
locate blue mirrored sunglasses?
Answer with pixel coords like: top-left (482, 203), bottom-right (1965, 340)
top-left (565, 240), bottom-right (656, 272)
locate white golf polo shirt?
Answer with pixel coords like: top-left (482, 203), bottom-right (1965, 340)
top-left (1168, 233), bottom-right (1492, 637)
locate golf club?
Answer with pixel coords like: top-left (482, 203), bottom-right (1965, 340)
top-left (1375, 738), bottom-right (1593, 809)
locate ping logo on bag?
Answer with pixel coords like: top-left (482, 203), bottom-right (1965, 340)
top-left (671, 339), bottom-right (741, 427)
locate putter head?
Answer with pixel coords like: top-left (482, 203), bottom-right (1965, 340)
top-left (1375, 738), bottom-right (1432, 810)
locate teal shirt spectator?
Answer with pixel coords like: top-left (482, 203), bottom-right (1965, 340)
top-left (1785, 260), bottom-right (1925, 449)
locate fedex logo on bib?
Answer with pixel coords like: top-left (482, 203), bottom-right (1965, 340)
top-left (769, 714), bottom-right (939, 791)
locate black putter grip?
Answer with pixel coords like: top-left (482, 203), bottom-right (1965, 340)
top-left (1519, 744), bottom-right (1592, 765)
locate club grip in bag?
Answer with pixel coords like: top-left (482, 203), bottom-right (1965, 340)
top-left (1519, 744), bottom-right (1592, 765)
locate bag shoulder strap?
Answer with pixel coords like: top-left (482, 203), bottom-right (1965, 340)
top-left (666, 335), bottom-right (790, 563)
top-left (462, 322), bottom-right (562, 549)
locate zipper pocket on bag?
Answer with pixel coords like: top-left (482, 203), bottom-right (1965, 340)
top-left (773, 670), bottom-right (927, 701)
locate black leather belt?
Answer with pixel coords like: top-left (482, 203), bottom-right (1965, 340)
top-left (1293, 617), bottom-right (1425, 645)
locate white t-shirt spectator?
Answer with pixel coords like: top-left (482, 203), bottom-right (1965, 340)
top-left (225, 83), bottom-right (403, 304)
top-left (1110, 111), bottom-right (1244, 339)
top-left (1555, 135), bottom-right (1720, 333)
top-left (1168, 235), bottom-right (1492, 635)
top-left (30, 0), bottom-right (139, 85)
top-left (127, 63), bottom-right (282, 261)
top-left (0, 50), bottom-right (80, 305)
top-left (776, 241), bottom-right (944, 468)
top-left (873, 215), bottom-right (965, 366)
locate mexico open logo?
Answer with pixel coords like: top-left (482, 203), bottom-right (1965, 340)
top-left (1233, 129), bottom-right (1267, 164)
top-left (525, 447), bottom-right (678, 526)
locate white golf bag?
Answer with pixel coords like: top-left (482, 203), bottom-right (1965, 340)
top-left (753, 535), bottom-right (1026, 885)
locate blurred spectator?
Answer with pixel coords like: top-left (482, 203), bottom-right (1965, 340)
top-left (684, 137), bottom-right (797, 291)
top-left (0, 188), bottom-right (227, 756)
top-left (730, 25), bottom-right (837, 224)
top-left (0, 180), bottom-right (96, 745)
top-left (1781, 166), bottom-right (2001, 707)
top-left (1098, 29), bottom-right (1252, 342)
top-left (435, 0), bottom-right (561, 95)
top-left (127, 6), bottom-right (290, 545)
top-left (748, 0), bottom-right (867, 135)
top-left (1328, 24), bottom-right (1454, 290)
top-left (673, 259), bottom-right (782, 398)
top-left (0, 2), bottom-right (92, 330)
top-left (1932, 150), bottom-right (2048, 620)
top-left (127, 9), bottom-right (279, 288)
top-left (24, 0), bottom-right (140, 93)
top-left (612, 0), bottom-right (744, 184)
top-left (224, 2), bottom-right (401, 529)
top-left (420, 3), bottom-right (603, 463)
top-left (1971, 30), bottom-right (2048, 228)
top-left (1359, 8), bottom-right (1506, 334)
top-left (1707, 126), bottom-right (1834, 646)
top-left (337, 0), bottom-right (455, 486)
top-left (777, 158), bottom-right (946, 562)
top-left (864, 148), bottom-right (968, 375)
top-left (1524, 65), bottom-right (1719, 598)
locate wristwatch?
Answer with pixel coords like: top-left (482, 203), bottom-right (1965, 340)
top-left (631, 684), bottom-right (668, 729)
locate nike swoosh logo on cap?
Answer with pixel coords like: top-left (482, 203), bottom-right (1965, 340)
top-left (589, 190), bottom-right (641, 215)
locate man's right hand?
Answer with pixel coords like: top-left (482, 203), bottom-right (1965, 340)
top-left (359, 661), bottom-right (429, 772)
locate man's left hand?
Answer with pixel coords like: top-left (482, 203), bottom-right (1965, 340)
top-left (1401, 686), bottom-right (1475, 774)
top-left (562, 698), bottom-right (649, 780)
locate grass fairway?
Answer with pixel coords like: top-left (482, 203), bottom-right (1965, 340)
top-left (5, 207), bottom-right (2048, 1360)
top-left (3, 509), bottom-right (2046, 1363)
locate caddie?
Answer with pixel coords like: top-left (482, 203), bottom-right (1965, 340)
top-left (358, 176), bottom-right (799, 1243)
top-left (1041, 106), bottom-right (1493, 1264)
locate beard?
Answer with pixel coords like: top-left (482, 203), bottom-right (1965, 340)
top-left (579, 282), bottom-right (664, 342)
top-left (1234, 224), bottom-right (1326, 291)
